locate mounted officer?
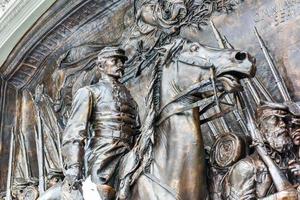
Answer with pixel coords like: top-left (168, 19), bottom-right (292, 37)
top-left (61, 47), bottom-right (140, 200)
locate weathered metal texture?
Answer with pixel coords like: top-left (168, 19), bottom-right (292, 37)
top-left (1, 0), bottom-right (300, 199)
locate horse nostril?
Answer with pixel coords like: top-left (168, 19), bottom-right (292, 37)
top-left (235, 52), bottom-right (247, 61)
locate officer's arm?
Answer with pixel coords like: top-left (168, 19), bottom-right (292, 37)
top-left (62, 87), bottom-right (93, 174)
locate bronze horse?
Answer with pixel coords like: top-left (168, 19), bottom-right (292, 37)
top-left (38, 39), bottom-right (256, 200)
top-left (118, 39), bottom-right (256, 200)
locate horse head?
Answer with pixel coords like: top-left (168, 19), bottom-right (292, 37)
top-left (162, 40), bottom-right (256, 101)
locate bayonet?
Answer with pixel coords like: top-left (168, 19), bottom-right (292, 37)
top-left (254, 27), bottom-right (300, 116)
top-left (210, 20), bottom-right (225, 49)
top-left (209, 21), bottom-right (231, 133)
top-left (254, 27), bottom-right (291, 102)
top-left (6, 127), bottom-right (15, 200)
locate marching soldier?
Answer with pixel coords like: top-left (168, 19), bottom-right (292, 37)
top-left (224, 102), bottom-right (297, 199)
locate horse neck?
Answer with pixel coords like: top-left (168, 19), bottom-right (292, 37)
top-left (160, 61), bottom-right (206, 108)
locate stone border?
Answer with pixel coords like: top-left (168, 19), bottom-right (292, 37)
top-left (0, 0), bottom-right (56, 71)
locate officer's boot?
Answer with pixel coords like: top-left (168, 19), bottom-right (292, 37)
top-left (97, 184), bottom-right (116, 200)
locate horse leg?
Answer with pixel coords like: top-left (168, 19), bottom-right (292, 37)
top-left (130, 174), bottom-right (177, 200)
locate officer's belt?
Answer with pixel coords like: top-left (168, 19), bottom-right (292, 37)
top-left (93, 114), bottom-right (136, 124)
top-left (94, 130), bottom-right (138, 140)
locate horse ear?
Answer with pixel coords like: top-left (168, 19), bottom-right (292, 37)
top-left (177, 52), bottom-right (213, 69)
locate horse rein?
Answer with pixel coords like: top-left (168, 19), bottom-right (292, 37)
top-left (156, 64), bottom-right (230, 125)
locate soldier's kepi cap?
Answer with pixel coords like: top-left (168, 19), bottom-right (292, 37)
top-left (285, 101), bottom-right (300, 125)
top-left (97, 46), bottom-right (128, 63)
top-left (256, 101), bottom-right (289, 123)
top-left (284, 101), bottom-right (300, 117)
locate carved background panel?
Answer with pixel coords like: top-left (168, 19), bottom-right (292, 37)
top-left (0, 0), bottom-right (300, 198)
top-left (211, 0), bottom-right (300, 101)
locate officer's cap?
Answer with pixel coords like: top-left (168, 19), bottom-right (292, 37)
top-left (97, 47), bottom-right (128, 63)
top-left (256, 101), bottom-right (288, 121)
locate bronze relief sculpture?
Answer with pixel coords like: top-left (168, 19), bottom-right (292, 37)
top-left (3, 0), bottom-right (300, 200)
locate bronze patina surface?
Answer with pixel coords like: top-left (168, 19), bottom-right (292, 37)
top-left (1, 0), bottom-right (300, 200)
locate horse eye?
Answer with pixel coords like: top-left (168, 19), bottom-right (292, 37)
top-left (190, 45), bottom-right (199, 52)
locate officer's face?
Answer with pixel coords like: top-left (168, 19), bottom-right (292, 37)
top-left (102, 57), bottom-right (124, 79)
top-left (260, 114), bottom-right (292, 153)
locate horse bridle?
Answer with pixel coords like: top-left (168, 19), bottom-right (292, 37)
top-left (155, 63), bottom-right (233, 126)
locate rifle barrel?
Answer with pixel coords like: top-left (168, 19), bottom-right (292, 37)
top-left (252, 77), bottom-right (274, 102)
top-left (35, 108), bottom-right (45, 194)
top-left (243, 79), bottom-right (261, 105)
top-left (224, 94), bottom-right (248, 134)
top-left (210, 20), bottom-right (232, 133)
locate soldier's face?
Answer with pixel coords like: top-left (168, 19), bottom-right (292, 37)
top-left (289, 119), bottom-right (300, 146)
top-left (260, 114), bottom-right (292, 153)
top-left (102, 57), bottom-right (124, 79)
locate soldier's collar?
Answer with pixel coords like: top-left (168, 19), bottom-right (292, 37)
top-left (99, 74), bottom-right (120, 83)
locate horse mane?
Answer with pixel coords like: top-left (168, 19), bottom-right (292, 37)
top-left (132, 57), bottom-right (163, 175)
top-left (121, 40), bottom-right (186, 187)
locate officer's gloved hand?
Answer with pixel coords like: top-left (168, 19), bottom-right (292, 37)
top-left (63, 165), bottom-right (83, 190)
top-left (61, 165), bottom-right (84, 200)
